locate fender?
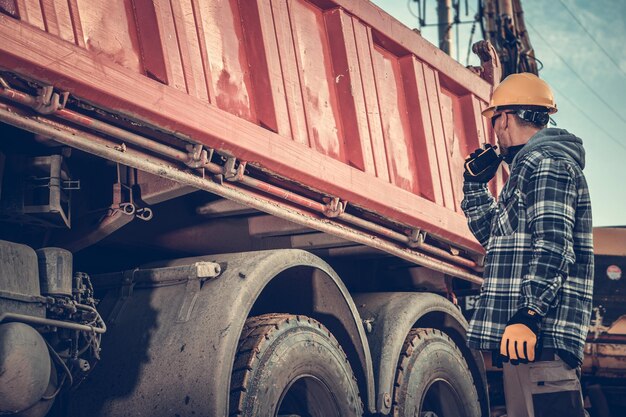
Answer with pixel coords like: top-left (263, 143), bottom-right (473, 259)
top-left (71, 249), bottom-right (375, 416)
top-left (353, 292), bottom-right (489, 416)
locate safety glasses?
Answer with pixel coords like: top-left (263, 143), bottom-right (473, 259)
top-left (491, 111), bottom-right (514, 128)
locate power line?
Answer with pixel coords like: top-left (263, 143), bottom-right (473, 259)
top-left (407, 0), bottom-right (419, 21)
top-left (551, 84), bottom-right (626, 153)
top-left (525, 20), bottom-right (626, 125)
top-left (556, 0), bottom-right (626, 78)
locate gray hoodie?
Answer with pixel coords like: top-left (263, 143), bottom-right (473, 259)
top-left (511, 127), bottom-right (586, 170)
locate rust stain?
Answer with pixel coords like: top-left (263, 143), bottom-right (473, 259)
top-left (77, 0), bottom-right (142, 72)
top-left (311, 126), bottom-right (319, 145)
top-left (198, 0), bottom-right (253, 120)
top-left (305, 86), bottom-right (319, 110)
top-left (216, 68), bottom-right (250, 118)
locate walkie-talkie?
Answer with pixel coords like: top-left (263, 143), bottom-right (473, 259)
top-left (464, 144), bottom-right (502, 177)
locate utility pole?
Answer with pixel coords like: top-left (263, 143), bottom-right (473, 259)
top-left (498, 0), bottom-right (514, 21)
top-left (437, 0), bottom-right (453, 56)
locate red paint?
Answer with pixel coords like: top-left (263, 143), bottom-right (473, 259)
top-left (290, 0), bottom-right (344, 161)
top-left (132, 0), bottom-right (169, 84)
top-left (0, 0), bottom-right (501, 256)
top-left (401, 57), bottom-right (443, 204)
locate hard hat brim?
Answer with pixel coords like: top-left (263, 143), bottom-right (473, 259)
top-left (482, 106), bottom-right (496, 118)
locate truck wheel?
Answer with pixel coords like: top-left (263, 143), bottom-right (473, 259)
top-left (393, 328), bottom-right (481, 417)
top-left (230, 313), bottom-right (363, 417)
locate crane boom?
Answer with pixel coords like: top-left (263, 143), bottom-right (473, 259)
top-left (480, 0), bottom-right (538, 78)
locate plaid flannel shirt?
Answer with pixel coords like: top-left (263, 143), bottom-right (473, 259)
top-left (462, 145), bottom-right (594, 362)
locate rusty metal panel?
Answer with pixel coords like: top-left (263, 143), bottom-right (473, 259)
top-left (400, 57), bottom-right (442, 204)
top-left (153, 0), bottom-right (187, 92)
top-left (325, 9), bottom-right (374, 174)
top-left (270, 0), bottom-right (309, 146)
top-left (370, 42), bottom-right (418, 194)
top-left (16, 0), bottom-right (44, 30)
top-left (171, 0), bottom-right (209, 101)
top-left (0, 0), bottom-right (499, 255)
top-left (423, 66), bottom-right (455, 210)
top-left (37, 0), bottom-right (73, 43)
top-left (197, 0), bottom-right (256, 120)
top-left (76, 0), bottom-right (143, 73)
top-left (438, 72), bottom-right (493, 214)
top-left (131, 0), bottom-right (168, 84)
top-left (438, 88), bottom-right (459, 211)
top-left (352, 20), bottom-right (389, 181)
top-left (239, 0), bottom-right (289, 136)
top-left (288, 0), bottom-right (345, 161)
top-left (67, 0), bottom-right (84, 47)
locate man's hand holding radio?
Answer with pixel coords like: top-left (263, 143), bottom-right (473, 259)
top-left (463, 145), bottom-right (502, 183)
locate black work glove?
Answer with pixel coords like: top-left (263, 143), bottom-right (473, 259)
top-left (500, 308), bottom-right (541, 365)
top-left (463, 145), bottom-right (502, 183)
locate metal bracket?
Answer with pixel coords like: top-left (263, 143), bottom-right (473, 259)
top-left (228, 161), bottom-right (246, 182)
top-left (131, 262), bottom-right (223, 325)
top-left (407, 228), bottom-right (426, 248)
top-left (62, 180), bottom-right (81, 191)
top-left (177, 279), bottom-right (201, 323)
top-left (111, 165), bottom-right (153, 221)
top-left (323, 197), bottom-right (346, 218)
top-left (33, 86), bottom-right (69, 115)
top-left (222, 157), bottom-right (238, 181)
top-left (362, 318), bottom-right (374, 333)
top-left (108, 269), bottom-right (137, 324)
top-left (134, 207), bottom-right (153, 221)
top-left (118, 202), bottom-right (136, 216)
top-left (185, 144), bottom-right (213, 169)
top-left (444, 275), bottom-right (458, 306)
top-left (213, 157), bottom-right (245, 183)
top-left (113, 179), bottom-right (136, 217)
top-left (28, 175), bottom-right (80, 192)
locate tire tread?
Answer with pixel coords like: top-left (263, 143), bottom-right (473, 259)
top-left (229, 313), bottom-right (359, 417)
top-left (392, 327), bottom-right (481, 417)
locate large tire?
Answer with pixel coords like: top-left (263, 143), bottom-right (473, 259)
top-left (393, 328), bottom-right (481, 417)
top-left (230, 313), bottom-right (363, 417)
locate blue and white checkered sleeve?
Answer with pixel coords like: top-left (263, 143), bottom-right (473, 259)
top-left (461, 182), bottom-right (497, 249)
top-left (519, 158), bottom-right (577, 315)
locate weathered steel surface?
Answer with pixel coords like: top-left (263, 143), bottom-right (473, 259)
top-left (70, 249), bottom-right (376, 415)
top-left (0, 0), bottom-right (501, 255)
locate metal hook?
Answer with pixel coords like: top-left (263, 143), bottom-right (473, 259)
top-left (119, 203), bottom-right (136, 216)
top-left (135, 207), bottom-right (153, 221)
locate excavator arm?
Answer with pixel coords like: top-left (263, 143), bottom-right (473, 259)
top-left (479, 0), bottom-right (538, 78)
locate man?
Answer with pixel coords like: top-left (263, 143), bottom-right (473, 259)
top-left (461, 73), bottom-right (594, 417)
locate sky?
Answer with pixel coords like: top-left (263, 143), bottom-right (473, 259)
top-left (371, 0), bottom-right (626, 227)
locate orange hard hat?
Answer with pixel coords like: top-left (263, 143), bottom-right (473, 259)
top-left (482, 73), bottom-right (557, 118)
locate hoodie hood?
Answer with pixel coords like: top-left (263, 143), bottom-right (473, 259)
top-left (511, 128), bottom-right (586, 169)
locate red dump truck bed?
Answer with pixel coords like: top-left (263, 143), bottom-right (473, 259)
top-left (0, 2), bottom-right (505, 414)
top-left (0, 0), bottom-right (503, 280)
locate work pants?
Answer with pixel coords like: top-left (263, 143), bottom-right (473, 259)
top-left (502, 351), bottom-right (585, 417)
